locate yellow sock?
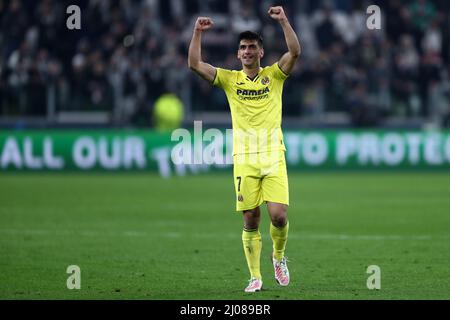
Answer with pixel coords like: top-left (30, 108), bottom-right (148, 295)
top-left (270, 221), bottom-right (289, 261)
top-left (242, 228), bottom-right (262, 279)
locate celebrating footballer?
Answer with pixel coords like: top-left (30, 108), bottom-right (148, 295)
top-left (188, 6), bottom-right (301, 292)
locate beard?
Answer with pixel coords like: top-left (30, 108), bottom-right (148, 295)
top-left (241, 56), bottom-right (259, 67)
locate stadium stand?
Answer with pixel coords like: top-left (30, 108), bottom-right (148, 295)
top-left (0, 0), bottom-right (449, 128)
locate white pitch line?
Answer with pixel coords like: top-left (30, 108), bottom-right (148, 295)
top-left (0, 228), bottom-right (448, 241)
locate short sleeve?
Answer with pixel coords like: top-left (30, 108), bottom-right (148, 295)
top-left (213, 68), bottom-right (234, 90)
top-left (272, 62), bottom-right (289, 81)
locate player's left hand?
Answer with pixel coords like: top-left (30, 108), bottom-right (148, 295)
top-left (268, 6), bottom-right (287, 22)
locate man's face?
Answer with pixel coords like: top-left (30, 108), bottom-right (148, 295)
top-left (237, 39), bottom-right (264, 67)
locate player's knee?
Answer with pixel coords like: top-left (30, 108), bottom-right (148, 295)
top-left (243, 216), bottom-right (260, 230)
top-left (271, 215), bottom-right (287, 228)
top-left (269, 206), bottom-right (287, 227)
top-left (244, 221), bottom-right (259, 230)
top-left (243, 208), bottom-right (260, 229)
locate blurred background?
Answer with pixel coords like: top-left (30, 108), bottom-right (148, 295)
top-left (1, 1), bottom-right (450, 301)
top-left (1, 0), bottom-right (449, 130)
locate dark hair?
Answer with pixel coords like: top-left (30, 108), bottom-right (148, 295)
top-left (238, 31), bottom-right (263, 47)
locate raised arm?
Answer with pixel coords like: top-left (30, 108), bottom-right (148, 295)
top-left (268, 6), bottom-right (301, 75)
top-left (188, 17), bottom-right (217, 83)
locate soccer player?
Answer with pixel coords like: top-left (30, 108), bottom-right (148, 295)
top-left (188, 6), bottom-right (301, 292)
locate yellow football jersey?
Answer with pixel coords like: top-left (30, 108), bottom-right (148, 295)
top-left (213, 62), bottom-right (288, 155)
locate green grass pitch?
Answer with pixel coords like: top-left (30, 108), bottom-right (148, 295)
top-left (1, 172), bottom-right (449, 299)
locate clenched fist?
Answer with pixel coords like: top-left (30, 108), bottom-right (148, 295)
top-left (194, 17), bottom-right (214, 31)
top-left (268, 6), bottom-right (287, 22)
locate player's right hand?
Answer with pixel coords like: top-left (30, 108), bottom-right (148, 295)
top-left (194, 17), bottom-right (214, 31)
